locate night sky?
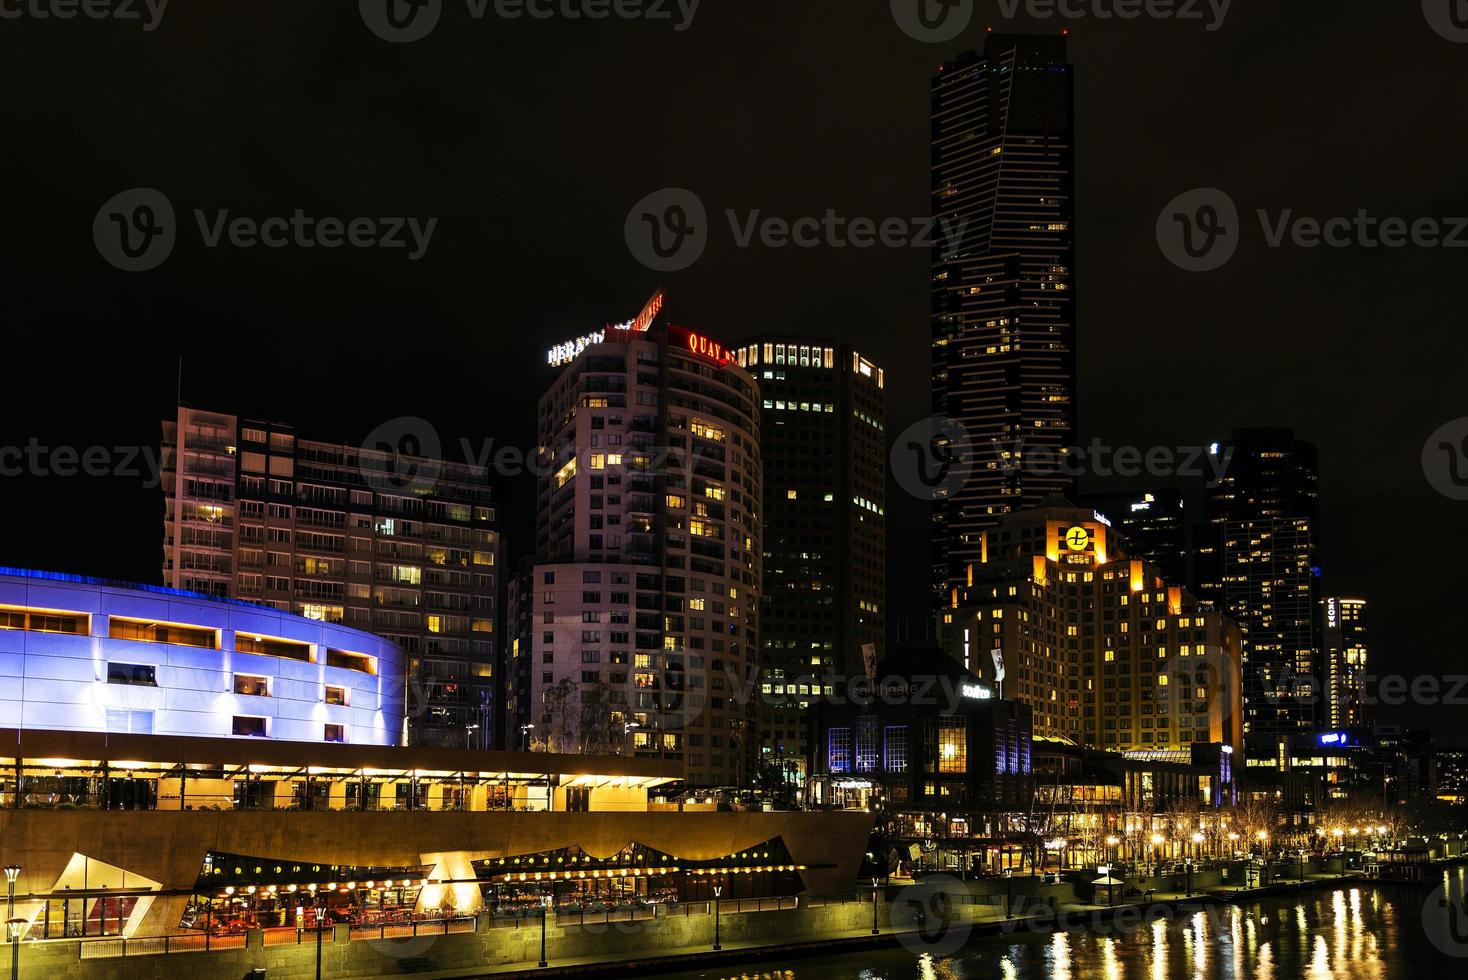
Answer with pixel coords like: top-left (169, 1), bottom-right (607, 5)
top-left (3, 2), bottom-right (1465, 740)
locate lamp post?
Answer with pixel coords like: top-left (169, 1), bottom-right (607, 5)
top-left (870, 877), bottom-right (880, 935)
top-left (712, 886), bottom-right (722, 950)
top-left (521, 723), bottom-right (535, 752)
top-left (624, 721), bottom-right (640, 755)
top-left (1149, 835), bottom-right (1165, 877)
top-left (539, 893), bottom-right (551, 968)
top-left (1184, 858), bottom-right (1194, 897)
top-left (465, 723), bottom-right (480, 750)
top-left (1004, 867), bottom-right (1013, 920)
top-left (3, 865), bottom-right (18, 980)
top-left (312, 889), bottom-right (324, 980)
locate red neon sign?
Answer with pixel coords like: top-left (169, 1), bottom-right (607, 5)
top-left (670, 325), bottom-right (729, 366)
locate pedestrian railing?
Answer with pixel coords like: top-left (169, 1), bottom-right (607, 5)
top-left (75, 932), bottom-right (244, 958)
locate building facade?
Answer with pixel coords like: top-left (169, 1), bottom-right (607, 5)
top-left (809, 648), bottom-right (1033, 842)
top-left (1080, 489), bottom-right (1193, 590)
top-left (0, 568), bottom-right (405, 746)
top-left (508, 300), bottom-right (763, 788)
top-left (930, 32), bottom-right (1078, 600)
top-left (937, 498), bottom-right (1243, 755)
top-left (1198, 428), bottom-right (1320, 743)
top-left (161, 407), bottom-right (500, 749)
top-left (1321, 596), bottom-right (1367, 731)
top-left (730, 337), bottom-right (886, 783)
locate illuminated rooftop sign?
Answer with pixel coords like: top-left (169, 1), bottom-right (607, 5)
top-left (547, 331), bottom-right (606, 367)
top-left (669, 325), bottom-right (729, 366)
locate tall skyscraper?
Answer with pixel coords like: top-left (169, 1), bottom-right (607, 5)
top-left (161, 407), bottom-right (501, 748)
top-left (1321, 596), bottom-right (1368, 731)
top-left (506, 295), bottom-right (763, 787)
top-left (1199, 428), bottom-right (1321, 743)
top-left (930, 32), bottom-right (1078, 601)
top-left (1080, 489), bottom-right (1193, 589)
top-left (937, 498), bottom-right (1243, 755)
top-left (730, 337), bottom-right (886, 782)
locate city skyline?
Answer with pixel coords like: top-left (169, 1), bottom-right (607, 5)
top-left (3, 6), bottom-right (1465, 753)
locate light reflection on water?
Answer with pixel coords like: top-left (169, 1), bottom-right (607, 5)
top-left (677, 868), bottom-right (1468, 980)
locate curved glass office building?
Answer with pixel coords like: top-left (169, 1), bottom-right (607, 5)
top-left (0, 568), bottom-right (406, 745)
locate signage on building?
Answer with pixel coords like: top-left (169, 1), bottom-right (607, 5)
top-left (990, 648), bottom-right (1006, 683)
top-left (668, 325), bottom-right (729, 366)
top-left (1065, 526), bottom-right (1091, 551)
top-left (961, 682), bottom-right (992, 700)
top-left (546, 331), bottom-right (606, 367)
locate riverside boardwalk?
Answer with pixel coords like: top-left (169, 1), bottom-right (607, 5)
top-left (420, 869), bottom-right (1380, 980)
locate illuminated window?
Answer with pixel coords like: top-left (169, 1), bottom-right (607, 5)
top-left (325, 685), bottom-right (348, 706)
top-left (236, 633), bottom-right (311, 662)
top-left (938, 718), bottom-right (966, 774)
top-left (111, 617), bottom-right (218, 650)
top-left (828, 728), bottom-right (852, 773)
top-left (856, 717), bottom-right (879, 773)
top-left (884, 726), bottom-right (908, 773)
top-left (0, 605), bottom-right (89, 635)
top-left (233, 674), bottom-right (270, 697)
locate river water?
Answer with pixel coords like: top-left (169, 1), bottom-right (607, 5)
top-left (659, 865), bottom-right (1468, 980)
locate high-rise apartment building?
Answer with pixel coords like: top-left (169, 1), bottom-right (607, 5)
top-left (930, 32), bottom-right (1078, 600)
top-left (1199, 428), bottom-right (1320, 742)
top-left (729, 338), bottom-right (886, 780)
top-left (161, 407), bottom-right (501, 748)
top-left (937, 498), bottom-right (1243, 755)
top-left (506, 297), bottom-right (763, 787)
top-left (1321, 596), bottom-right (1367, 731)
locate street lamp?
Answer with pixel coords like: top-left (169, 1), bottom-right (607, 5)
top-left (465, 723), bottom-right (480, 750)
top-left (1190, 832), bottom-right (1204, 863)
top-left (624, 721), bottom-right (640, 755)
top-left (520, 724), bottom-right (535, 752)
top-left (539, 893), bottom-right (552, 968)
top-left (1150, 834), bottom-right (1165, 876)
top-left (712, 885), bottom-right (722, 951)
top-left (1106, 836), bottom-right (1120, 871)
top-left (311, 888), bottom-right (325, 980)
top-left (3, 866), bottom-right (18, 980)
top-left (1003, 868), bottom-right (1014, 920)
top-left (870, 877), bottom-right (881, 935)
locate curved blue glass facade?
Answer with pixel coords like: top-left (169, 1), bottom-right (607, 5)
top-left (0, 568), bottom-right (406, 745)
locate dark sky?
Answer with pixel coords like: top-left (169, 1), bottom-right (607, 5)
top-left (3, 2), bottom-right (1466, 741)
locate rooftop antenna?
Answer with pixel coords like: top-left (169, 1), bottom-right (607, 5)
top-left (176, 356), bottom-right (184, 407)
